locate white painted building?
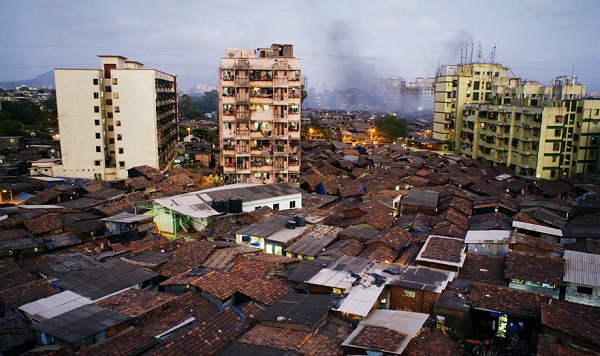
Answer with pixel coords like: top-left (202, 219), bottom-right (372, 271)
top-left (54, 55), bottom-right (178, 180)
top-left (152, 183), bottom-right (303, 237)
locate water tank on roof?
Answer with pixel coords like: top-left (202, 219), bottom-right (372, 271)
top-left (286, 220), bottom-right (297, 229)
top-left (211, 198), bottom-right (228, 213)
top-left (294, 214), bottom-right (306, 227)
top-left (229, 196), bottom-right (243, 213)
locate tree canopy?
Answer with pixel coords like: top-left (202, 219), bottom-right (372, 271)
top-left (179, 90), bottom-right (219, 120)
top-left (375, 114), bottom-right (408, 141)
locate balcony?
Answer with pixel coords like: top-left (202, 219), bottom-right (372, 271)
top-left (235, 94), bottom-right (250, 104)
top-left (274, 145), bottom-right (287, 155)
top-left (250, 129), bottom-right (272, 139)
top-left (250, 146), bottom-right (272, 155)
top-left (234, 59), bottom-right (250, 69)
top-left (236, 146), bottom-right (250, 154)
top-left (236, 129), bottom-right (250, 137)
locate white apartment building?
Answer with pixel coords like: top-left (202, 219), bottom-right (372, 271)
top-left (54, 55), bottom-right (178, 180)
top-left (219, 44), bottom-right (301, 184)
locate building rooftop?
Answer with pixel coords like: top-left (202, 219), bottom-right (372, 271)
top-left (19, 291), bottom-right (92, 322)
top-left (31, 305), bottom-right (130, 344)
top-left (464, 230), bottom-right (515, 244)
top-left (341, 309), bottom-right (429, 354)
top-left (416, 235), bottom-right (466, 268)
top-left (259, 293), bottom-right (337, 326)
top-left (563, 250), bottom-right (600, 287)
top-left (389, 266), bottom-right (454, 293)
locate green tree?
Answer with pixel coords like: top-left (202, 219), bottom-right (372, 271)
top-left (375, 114), bottom-right (408, 142)
top-left (0, 119), bottom-right (25, 136)
top-left (301, 118), bottom-right (333, 140)
top-left (1, 100), bottom-right (43, 125)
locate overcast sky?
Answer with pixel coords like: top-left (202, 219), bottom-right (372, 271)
top-left (1, 0), bottom-right (600, 91)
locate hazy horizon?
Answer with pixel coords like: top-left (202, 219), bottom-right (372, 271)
top-left (1, 0), bottom-right (600, 91)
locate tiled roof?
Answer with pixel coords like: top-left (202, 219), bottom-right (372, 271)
top-left (0, 277), bottom-right (58, 308)
top-left (239, 324), bottom-right (343, 355)
top-left (541, 299), bottom-right (600, 348)
top-left (459, 254), bottom-right (506, 286)
top-left (153, 303), bottom-right (261, 356)
top-left (23, 213), bottom-right (63, 235)
top-left (228, 255), bottom-right (283, 277)
top-left (366, 226), bottom-right (412, 250)
top-left (358, 244), bottom-right (398, 263)
top-left (404, 328), bottom-right (463, 356)
top-left (417, 235), bottom-right (466, 267)
top-left (202, 245), bottom-right (261, 269)
top-left (191, 270), bottom-right (292, 305)
top-left (349, 325), bottom-right (407, 352)
top-left (468, 283), bottom-right (549, 318)
top-left (93, 289), bottom-right (177, 317)
top-left (504, 253), bottom-right (565, 285)
top-left (157, 241), bottom-right (216, 277)
top-left (537, 335), bottom-right (590, 356)
top-left (318, 239), bottom-right (365, 259)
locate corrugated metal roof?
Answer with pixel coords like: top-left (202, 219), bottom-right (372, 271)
top-left (465, 230), bottom-right (514, 244)
top-left (19, 291), bottom-right (92, 321)
top-left (333, 268), bottom-right (390, 317)
top-left (563, 250), bottom-right (600, 287)
top-left (434, 290), bottom-right (470, 312)
top-left (100, 212), bottom-right (153, 223)
top-left (512, 221), bottom-right (563, 237)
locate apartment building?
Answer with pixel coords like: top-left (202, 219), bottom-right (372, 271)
top-left (219, 44), bottom-right (301, 184)
top-left (433, 62), bottom-right (600, 179)
top-left (54, 55), bottom-right (178, 180)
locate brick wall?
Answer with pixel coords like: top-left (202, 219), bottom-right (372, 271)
top-left (390, 285), bottom-right (440, 313)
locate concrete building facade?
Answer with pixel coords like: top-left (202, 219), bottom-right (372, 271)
top-left (433, 62), bottom-right (600, 179)
top-left (54, 56), bottom-right (178, 180)
top-left (219, 44), bottom-right (301, 185)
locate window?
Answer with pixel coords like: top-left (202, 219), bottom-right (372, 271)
top-left (107, 112), bottom-right (113, 119)
top-left (112, 78), bottom-right (118, 85)
top-left (114, 106), bottom-right (120, 113)
top-left (113, 92), bottom-right (119, 99)
top-left (95, 133), bottom-right (100, 139)
top-left (118, 147), bottom-right (124, 154)
top-left (105, 86), bottom-right (112, 92)
top-left (402, 290), bottom-right (416, 298)
top-left (106, 99), bottom-right (112, 106)
top-left (554, 129), bottom-right (561, 137)
top-left (552, 156), bottom-right (557, 163)
top-left (474, 81), bottom-right (480, 90)
top-left (119, 161), bottom-right (125, 168)
top-left (96, 146), bottom-right (101, 153)
top-left (94, 106), bottom-right (99, 113)
top-left (117, 134), bottom-right (122, 141)
top-left (473, 92), bottom-right (479, 101)
top-left (577, 286), bottom-right (593, 295)
top-left (94, 160), bottom-right (101, 166)
top-left (93, 78), bottom-right (99, 85)
top-left (108, 125), bottom-right (114, 131)
top-left (94, 119), bottom-right (100, 126)
top-left (553, 142), bottom-right (560, 151)
top-left (290, 201), bottom-right (296, 209)
top-left (273, 203), bottom-right (279, 210)
top-left (93, 92), bottom-right (99, 99)
top-left (116, 121), bottom-right (121, 126)
top-left (592, 137), bottom-right (598, 145)
top-left (109, 138), bottom-right (115, 144)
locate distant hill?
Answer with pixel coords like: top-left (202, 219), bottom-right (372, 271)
top-left (0, 70), bottom-right (54, 89)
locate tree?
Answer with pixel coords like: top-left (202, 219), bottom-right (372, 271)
top-left (301, 118), bottom-right (333, 140)
top-left (0, 119), bottom-right (25, 136)
top-left (375, 114), bottom-right (408, 142)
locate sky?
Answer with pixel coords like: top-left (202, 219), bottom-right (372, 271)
top-left (1, 0), bottom-right (600, 91)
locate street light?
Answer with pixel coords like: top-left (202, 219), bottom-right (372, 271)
top-left (308, 128), bottom-right (314, 140)
top-left (187, 127), bottom-right (191, 140)
top-left (370, 128), bottom-right (376, 144)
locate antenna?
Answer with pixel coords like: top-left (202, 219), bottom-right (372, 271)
top-left (477, 42), bottom-right (482, 63)
top-left (491, 43), bottom-right (496, 64)
top-left (460, 44), bottom-right (464, 65)
top-left (470, 43), bottom-right (474, 64)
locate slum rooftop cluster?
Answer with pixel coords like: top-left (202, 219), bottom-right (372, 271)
top-left (0, 144), bottom-right (600, 354)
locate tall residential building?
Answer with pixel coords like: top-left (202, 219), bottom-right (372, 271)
top-left (432, 62), bottom-right (600, 179)
top-left (219, 44), bottom-right (301, 184)
top-left (54, 55), bottom-right (178, 180)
